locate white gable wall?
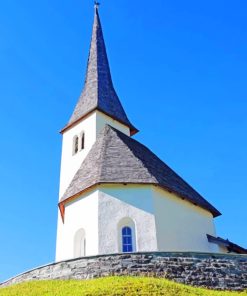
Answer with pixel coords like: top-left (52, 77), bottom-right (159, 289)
top-left (59, 113), bottom-right (97, 199)
top-left (153, 187), bottom-right (219, 253)
top-left (56, 190), bottom-right (99, 262)
top-left (96, 111), bottom-right (130, 136)
top-left (98, 185), bottom-right (158, 254)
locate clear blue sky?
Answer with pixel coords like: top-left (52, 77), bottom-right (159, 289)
top-left (0, 0), bottom-right (246, 282)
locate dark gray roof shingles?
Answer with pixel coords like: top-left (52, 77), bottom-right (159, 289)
top-left (65, 7), bottom-right (137, 134)
top-left (61, 125), bottom-right (221, 217)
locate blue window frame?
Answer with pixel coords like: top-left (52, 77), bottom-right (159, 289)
top-left (122, 226), bottom-right (133, 253)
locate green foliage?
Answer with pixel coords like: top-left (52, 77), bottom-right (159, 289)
top-left (0, 277), bottom-right (246, 296)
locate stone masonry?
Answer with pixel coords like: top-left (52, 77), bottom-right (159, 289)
top-left (1, 252), bottom-right (247, 291)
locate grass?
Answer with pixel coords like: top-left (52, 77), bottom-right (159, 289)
top-left (0, 277), bottom-right (247, 296)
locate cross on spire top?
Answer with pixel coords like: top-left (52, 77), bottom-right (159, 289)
top-left (94, 1), bottom-right (100, 9)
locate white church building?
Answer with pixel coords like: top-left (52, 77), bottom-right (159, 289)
top-left (56, 5), bottom-right (246, 262)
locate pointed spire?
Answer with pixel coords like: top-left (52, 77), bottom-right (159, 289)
top-left (63, 5), bottom-right (138, 135)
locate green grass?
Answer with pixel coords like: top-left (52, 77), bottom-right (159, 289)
top-left (0, 277), bottom-right (247, 296)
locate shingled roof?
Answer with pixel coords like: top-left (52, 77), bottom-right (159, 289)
top-left (207, 235), bottom-right (247, 254)
top-left (60, 125), bottom-right (221, 218)
top-left (62, 6), bottom-right (137, 135)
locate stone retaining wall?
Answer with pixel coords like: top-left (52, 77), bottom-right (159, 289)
top-left (1, 252), bottom-right (247, 290)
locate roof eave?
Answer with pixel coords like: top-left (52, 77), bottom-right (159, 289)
top-left (59, 182), bottom-right (221, 221)
top-left (60, 108), bottom-right (138, 135)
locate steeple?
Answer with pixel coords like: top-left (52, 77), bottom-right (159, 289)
top-left (62, 5), bottom-right (138, 135)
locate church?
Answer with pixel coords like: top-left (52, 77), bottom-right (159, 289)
top-left (55, 4), bottom-right (246, 262)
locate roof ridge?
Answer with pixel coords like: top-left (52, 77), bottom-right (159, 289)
top-left (104, 126), bottom-right (157, 183)
top-left (97, 125), bottom-right (112, 180)
top-left (112, 128), bottom-right (195, 188)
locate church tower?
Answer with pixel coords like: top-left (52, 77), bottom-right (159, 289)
top-left (59, 4), bottom-right (137, 200)
top-left (56, 5), bottom-right (221, 262)
top-left (56, 4), bottom-right (138, 261)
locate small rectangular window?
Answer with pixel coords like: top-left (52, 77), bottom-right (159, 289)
top-left (81, 133), bottom-right (85, 150)
top-left (73, 136), bottom-right (79, 155)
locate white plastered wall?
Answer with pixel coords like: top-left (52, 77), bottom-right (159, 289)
top-left (98, 185), bottom-right (158, 254)
top-left (59, 111), bottom-right (130, 199)
top-left (152, 186), bottom-right (219, 253)
top-left (56, 190), bottom-right (99, 262)
top-left (96, 111), bottom-right (130, 137)
top-left (59, 113), bottom-right (97, 199)
top-left (56, 183), bottom-right (220, 261)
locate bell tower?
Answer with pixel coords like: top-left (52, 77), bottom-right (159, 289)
top-left (58, 4), bottom-right (137, 199)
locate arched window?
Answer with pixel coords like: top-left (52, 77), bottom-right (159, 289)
top-left (122, 226), bottom-right (133, 252)
top-left (74, 229), bottom-right (86, 258)
top-left (73, 136), bottom-right (79, 155)
top-left (118, 217), bottom-right (136, 253)
top-left (81, 132), bottom-right (85, 150)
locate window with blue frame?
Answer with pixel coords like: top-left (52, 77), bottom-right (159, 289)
top-left (122, 226), bottom-right (133, 252)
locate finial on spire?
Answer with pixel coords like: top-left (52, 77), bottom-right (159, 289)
top-left (94, 1), bottom-right (100, 9)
